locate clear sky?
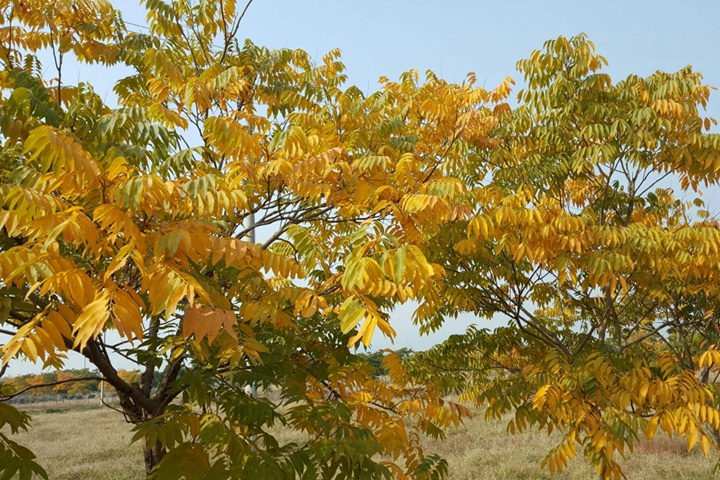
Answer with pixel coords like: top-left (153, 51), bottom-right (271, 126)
top-left (122, 0), bottom-right (720, 118)
top-left (5, 0), bottom-right (720, 374)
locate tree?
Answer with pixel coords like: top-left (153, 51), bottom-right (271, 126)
top-left (0, 368), bottom-right (101, 400)
top-left (358, 348), bottom-right (414, 378)
top-left (25, 373), bottom-right (55, 397)
top-left (52, 369), bottom-right (98, 396)
top-left (107, 369), bottom-right (142, 396)
top-left (0, 0), bottom-right (502, 477)
top-left (411, 34), bottom-right (720, 479)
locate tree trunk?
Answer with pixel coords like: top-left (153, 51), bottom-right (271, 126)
top-left (116, 390), bottom-right (166, 475)
top-left (79, 339), bottom-right (184, 477)
top-left (698, 366), bottom-right (720, 445)
top-left (143, 439), bottom-right (166, 475)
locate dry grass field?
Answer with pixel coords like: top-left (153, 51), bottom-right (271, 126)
top-left (12, 405), bottom-right (720, 479)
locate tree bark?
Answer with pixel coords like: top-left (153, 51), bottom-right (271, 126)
top-left (74, 339), bottom-right (184, 475)
top-left (116, 389), bottom-right (168, 475)
top-left (143, 439), bottom-right (166, 474)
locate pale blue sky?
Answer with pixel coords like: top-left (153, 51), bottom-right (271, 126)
top-left (123, 0), bottom-right (720, 118)
top-left (5, 0), bottom-right (720, 374)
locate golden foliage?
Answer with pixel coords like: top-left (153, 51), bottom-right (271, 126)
top-left (412, 34), bottom-right (720, 479)
top-left (0, 1), bottom-right (500, 478)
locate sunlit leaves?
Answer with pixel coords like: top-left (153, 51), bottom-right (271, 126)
top-left (72, 290), bottom-right (111, 351)
top-left (24, 126), bottom-right (101, 187)
top-left (182, 305), bottom-right (237, 343)
top-left (0, 1), bottom-right (501, 478)
top-left (414, 33), bottom-right (720, 479)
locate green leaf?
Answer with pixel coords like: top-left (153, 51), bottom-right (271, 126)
top-left (0, 404), bottom-right (31, 433)
top-left (150, 443), bottom-right (210, 480)
top-left (0, 433), bottom-right (48, 480)
top-left (394, 248), bottom-right (406, 284)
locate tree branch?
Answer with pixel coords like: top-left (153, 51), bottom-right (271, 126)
top-left (1, 377), bottom-right (105, 402)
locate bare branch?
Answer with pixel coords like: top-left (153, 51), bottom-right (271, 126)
top-left (1, 377), bottom-right (105, 402)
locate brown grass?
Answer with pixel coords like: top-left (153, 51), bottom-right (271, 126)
top-left (427, 412), bottom-right (718, 480)
top-left (11, 405), bottom-right (719, 479)
top-left (15, 407), bottom-right (145, 480)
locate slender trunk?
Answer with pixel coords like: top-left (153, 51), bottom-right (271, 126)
top-left (122, 400), bottom-right (167, 475)
top-left (78, 339), bottom-right (184, 477)
top-left (699, 365), bottom-right (711, 383)
top-left (143, 439), bottom-right (166, 474)
top-left (698, 366), bottom-right (720, 444)
top-left (598, 287), bottom-right (613, 343)
top-left (676, 323), bottom-right (694, 370)
top-left (117, 390), bottom-right (167, 475)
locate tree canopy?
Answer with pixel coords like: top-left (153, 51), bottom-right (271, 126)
top-left (411, 34), bottom-right (720, 479)
top-left (0, 0), bottom-right (498, 478)
top-left (2, 2), bottom-right (720, 480)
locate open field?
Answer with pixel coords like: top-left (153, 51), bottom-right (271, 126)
top-left (12, 405), bottom-right (720, 479)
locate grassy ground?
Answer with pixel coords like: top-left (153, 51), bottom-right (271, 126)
top-left (12, 405), bottom-right (719, 479)
top-left (425, 414), bottom-right (718, 480)
top-left (15, 406), bottom-right (144, 480)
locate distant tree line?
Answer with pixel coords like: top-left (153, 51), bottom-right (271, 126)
top-left (357, 348), bottom-right (414, 378)
top-left (0, 368), bottom-right (145, 401)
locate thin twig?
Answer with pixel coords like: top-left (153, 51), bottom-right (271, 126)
top-left (1, 377), bottom-right (105, 402)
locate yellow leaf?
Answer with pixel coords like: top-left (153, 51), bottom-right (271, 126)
top-left (339, 297), bottom-right (366, 334)
top-left (112, 287), bottom-right (145, 341)
top-left (183, 305), bottom-right (237, 343)
top-left (72, 290), bottom-right (111, 351)
top-left (646, 416), bottom-right (659, 439)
